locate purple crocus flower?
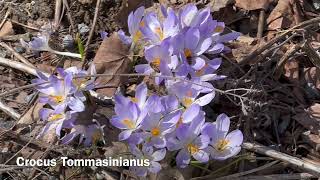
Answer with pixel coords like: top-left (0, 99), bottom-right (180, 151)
top-left (140, 10), bottom-right (179, 45)
top-left (38, 106), bottom-right (74, 138)
top-left (173, 27), bottom-right (212, 73)
top-left (202, 113), bottom-right (243, 160)
top-left (168, 81), bottom-right (215, 108)
top-left (118, 6), bottom-right (145, 45)
top-left (140, 111), bottom-right (180, 148)
top-left (110, 101), bottom-right (144, 141)
top-left (60, 64), bottom-right (96, 101)
top-left (100, 31), bottom-right (108, 40)
top-left (167, 112), bottom-right (209, 168)
top-left (135, 39), bottom-right (178, 84)
top-left (61, 123), bottom-right (105, 146)
top-left (38, 73), bottom-right (85, 112)
top-left (129, 145), bottom-right (166, 177)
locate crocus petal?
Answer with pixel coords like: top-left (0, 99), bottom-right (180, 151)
top-left (110, 116), bottom-right (128, 129)
top-left (193, 149), bottom-right (209, 163)
top-left (119, 129), bottom-right (134, 141)
top-left (176, 149), bottom-right (191, 168)
top-left (135, 64), bottom-right (154, 75)
top-left (195, 37), bottom-right (212, 55)
top-left (149, 162), bottom-right (162, 173)
top-left (185, 27), bottom-right (200, 50)
top-left (152, 148), bottom-right (166, 161)
top-left (216, 113), bottom-right (230, 138)
top-left (182, 104), bottom-right (200, 123)
top-left (68, 97), bottom-right (85, 112)
top-left (135, 82), bottom-right (147, 108)
top-left (191, 56), bottom-right (206, 70)
top-left (194, 91), bottom-right (215, 106)
top-left (225, 130), bottom-right (243, 147)
top-left (151, 136), bottom-right (167, 148)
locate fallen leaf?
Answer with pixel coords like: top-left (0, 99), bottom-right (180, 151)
top-left (267, 0), bottom-right (295, 30)
top-left (207, 0), bottom-right (234, 12)
top-left (302, 131), bottom-right (320, 151)
top-left (303, 67), bottom-right (320, 90)
top-left (235, 0), bottom-right (271, 10)
top-left (293, 104), bottom-right (320, 134)
top-left (0, 21), bottom-right (14, 37)
top-left (93, 33), bottom-right (132, 97)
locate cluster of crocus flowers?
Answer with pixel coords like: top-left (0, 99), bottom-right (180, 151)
top-left (34, 64), bottom-right (104, 146)
top-left (113, 3), bottom-right (243, 177)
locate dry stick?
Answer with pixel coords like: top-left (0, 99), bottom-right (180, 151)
top-left (257, 9), bottom-right (265, 38)
top-left (0, 100), bottom-right (20, 120)
top-left (235, 173), bottom-right (314, 180)
top-left (10, 20), bottom-right (40, 31)
top-left (82, 0), bottom-right (102, 67)
top-left (242, 142), bottom-right (320, 176)
top-left (239, 16), bottom-right (320, 65)
top-left (62, 0), bottom-right (75, 33)
top-left (54, 0), bottom-right (62, 28)
top-left (0, 42), bottom-right (35, 68)
top-left (213, 161), bottom-right (280, 180)
top-left (0, 9), bottom-right (10, 30)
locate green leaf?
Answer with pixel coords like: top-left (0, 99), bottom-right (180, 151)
top-left (76, 33), bottom-right (85, 61)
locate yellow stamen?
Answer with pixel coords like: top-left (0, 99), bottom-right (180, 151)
top-left (216, 139), bottom-right (230, 151)
top-left (151, 127), bottom-right (160, 136)
top-left (182, 97), bottom-right (193, 108)
top-left (214, 26), bottom-right (224, 33)
top-left (130, 97), bottom-right (138, 103)
top-left (184, 49), bottom-right (192, 59)
top-left (48, 113), bottom-right (64, 121)
top-left (133, 31), bottom-right (142, 43)
top-left (139, 21), bottom-right (145, 27)
top-left (176, 117), bottom-right (183, 128)
top-left (187, 144), bottom-right (200, 154)
top-left (151, 58), bottom-right (161, 69)
top-left (155, 27), bottom-right (164, 40)
top-left (122, 119), bottom-right (135, 129)
top-left (51, 95), bottom-right (64, 103)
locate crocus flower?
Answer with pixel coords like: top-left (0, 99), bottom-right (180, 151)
top-left (61, 123), bottom-right (105, 146)
top-left (38, 73), bottom-right (85, 112)
top-left (173, 27), bottom-right (212, 73)
top-left (118, 6), bottom-right (145, 45)
top-left (168, 81), bottom-right (215, 108)
top-left (167, 112), bottom-right (209, 168)
top-left (140, 111), bottom-right (180, 148)
top-left (110, 101), bottom-right (144, 141)
top-left (140, 9), bottom-right (179, 45)
top-left (202, 113), bottom-right (243, 160)
top-left (38, 106), bottom-right (74, 138)
top-left (135, 39), bottom-right (178, 84)
top-left (59, 64), bottom-right (96, 101)
top-left (179, 4), bottom-right (211, 29)
top-left (129, 145), bottom-right (166, 177)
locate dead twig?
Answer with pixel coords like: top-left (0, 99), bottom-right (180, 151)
top-left (54, 0), bottom-right (62, 29)
top-left (0, 42), bottom-right (35, 68)
top-left (10, 20), bottom-right (40, 31)
top-left (0, 100), bottom-right (20, 120)
top-left (234, 173), bottom-right (315, 180)
top-left (242, 142), bottom-right (320, 176)
top-left (0, 56), bottom-right (49, 77)
top-left (0, 8), bottom-right (11, 30)
top-left (62, 0), bottom-right (75, 33)
top-left (82, 0), bottom-right (102, 67)
top-left (257, 10), bottom-right (265, 38)
top-left (239, 16), bottom-right (320, 65)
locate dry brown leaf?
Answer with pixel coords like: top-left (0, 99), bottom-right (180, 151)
top-left (0, 21), bottom-right (14, 37)
top-left (267, 0), bottom-right (294, 30)
top-left (283, 59), bottom-right (299, 82)
top-left (235, 0), bottom-right (271, 10)
top-left (293, 104), bottom-right (320, 134)
top-left (207, 0), bottom-right (233, 12)
top-left (93, 32), bottom-right (131, 97)
top-left (14, 102), bottom-right (43, 134)
top-left (303, 67), bottom-right (320, 90)
top-left (302, 132), bottom-right (320, 151)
